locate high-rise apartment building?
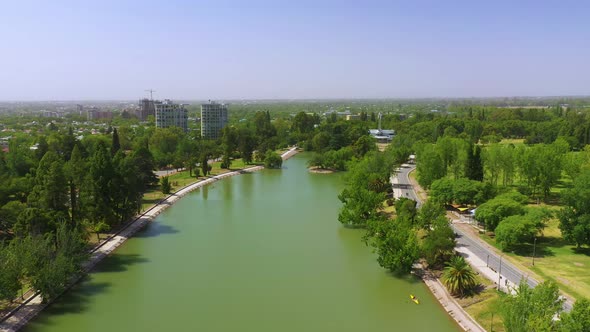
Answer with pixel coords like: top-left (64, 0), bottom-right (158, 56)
top-left (155, 99), bottom-right (188, 132)
top-left (200, 101), bottom-right (228, 139)
top-left (137, 98), bottom-right (156, 121)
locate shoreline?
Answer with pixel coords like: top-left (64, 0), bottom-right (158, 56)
top-left (405, 168), bottom-right (486, 332)
top-left (0, 147), bottom-right (299, 332)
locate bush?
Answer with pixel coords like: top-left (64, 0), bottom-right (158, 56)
top-left (160, 176), bottom-right (171, 194)
top-left (264, 150), bottom-right (283, 169)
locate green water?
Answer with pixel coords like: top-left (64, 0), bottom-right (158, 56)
top-left (23, 154), bottom-right (459, 332)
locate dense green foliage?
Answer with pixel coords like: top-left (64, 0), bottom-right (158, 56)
top-left (499, 280), bottom-right (563, 332)
top-left (559, 170), bottom-right (590, 247)
top-left (559, 299), bottom-right (590, 332)
top-left (495, 208), bottom-right (551, 251)
top-left (475, 194), bottom-right (526, 231)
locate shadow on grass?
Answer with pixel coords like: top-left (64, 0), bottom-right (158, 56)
top-left (571, 246), bottom-right (590, 256)
top-left (504, 242), bottom-right (555, 258)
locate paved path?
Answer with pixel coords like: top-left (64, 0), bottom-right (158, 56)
top-left (420, 269), bottom-right (486, 332)
top-left (0, 147), bottom-right (299, 332)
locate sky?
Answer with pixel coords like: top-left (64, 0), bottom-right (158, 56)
top-left (1, 0), bottom-right (589, 100)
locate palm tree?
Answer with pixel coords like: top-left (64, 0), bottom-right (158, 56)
top-left (442, 255), bottom-right (478, 297)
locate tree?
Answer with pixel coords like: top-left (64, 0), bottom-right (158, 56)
top-left (149, 127), bottom-right (184, 168)
top-left (237, 127), bottom-right (256, 164)
top-left (429, 178), bottom-right (455, 205)
top-left (465, 144), bottom-right (483, 181)
top-left (559, 298), bottom-right (590, 332)
top-left (352, 134), bottom-right (376, 158)
top-left (417, 199), bottom-right (446, 230)
top-left (111, 127), bottom-right (121, 156)
top-left (416, 144), bottom-right (446, 188)
top-left (65, 144), bottom-right (87, 225)
top-left (475, 197), bottom-right (525, 231)
top-left (264, 150), bottom-right (283, 169)
top-left (221, 126), bottom-right (238, 169)
top-left (200, 153), bottom-right (211, 176)
top-left (131, 145), bottom-right (158, 191)
top-left (442, 256), bottom-right (478, 297)
top-left (20, 223), bottom-right (87, 302)
top-left (161, 176), bottom-right (171, 194)
top-left (500, 280), bottom-right (563, 332)
top-left (369, 218), bottom-right (420, 274)
top-left (311, 131), bottom-right (331, 152)
top-left (422, 216), bottom-right (456, 268)
top-left (85, 142), bottom-right (117, 227)
top-left (28, 151), bottom-right (68, 214)
top-left (0, 241), bottom-right (22, 302)
top-left (559, 170), bottom-right (590, 247)
top-left (338, 188), bottom-right (384, 227)
top-left (395, 197), bottom-right (417, 224)
top-left (495, 215), bottom-right (538, 251)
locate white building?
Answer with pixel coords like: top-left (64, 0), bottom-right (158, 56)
top-left (155, 99), bottom-right (188, 132)
top-left (200, 101), bottom-right (228, 139)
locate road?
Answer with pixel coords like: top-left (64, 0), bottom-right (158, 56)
top-left (392, 165), bottom-right (573, 311)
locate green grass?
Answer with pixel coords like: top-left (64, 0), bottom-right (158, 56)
top-left (140, 158), bottom-right (263, 211)
top-left (481, 218), bottom-right (590, 301)
top-left (457, 276), bottom-right (505, 332)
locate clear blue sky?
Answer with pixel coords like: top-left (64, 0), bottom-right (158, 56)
top-left (1, 0), bottom-right (589, 100)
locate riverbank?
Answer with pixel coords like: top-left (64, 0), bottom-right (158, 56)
top-left (401, 168), bottom-right (486, 332)
top-left (415, 266), bottom-right (486, 332)
top-left (0, 147), bottom-right (299, 332)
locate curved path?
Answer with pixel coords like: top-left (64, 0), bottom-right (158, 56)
top-left (0, 147), bottom-right (299, 332)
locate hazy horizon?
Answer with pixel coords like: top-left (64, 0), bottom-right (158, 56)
top-left (2, 0), bottom-right (589, 101)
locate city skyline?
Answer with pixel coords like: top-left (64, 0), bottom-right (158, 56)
top-left (1, 0), bottom-right (589, 101)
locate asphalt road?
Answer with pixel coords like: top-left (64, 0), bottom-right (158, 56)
top-left (394, 165), bottom-right (573, 311)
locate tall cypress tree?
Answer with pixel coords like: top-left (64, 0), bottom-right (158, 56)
top-left (111, 128), bottom-right (121, 156)
top-left (466, 144), bottom-right (484, 181)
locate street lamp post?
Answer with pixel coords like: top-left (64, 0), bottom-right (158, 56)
top-left (532, 237), bottom-right (537, 266)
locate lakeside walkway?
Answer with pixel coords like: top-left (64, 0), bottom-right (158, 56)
top-left (0, 147), bottom-right (299, 332)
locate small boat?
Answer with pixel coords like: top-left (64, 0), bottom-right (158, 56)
top-left (410, 294), bottom-right (419, 304)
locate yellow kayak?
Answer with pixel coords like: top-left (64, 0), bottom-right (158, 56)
top-left (410, 294), bottom-right (419, 304)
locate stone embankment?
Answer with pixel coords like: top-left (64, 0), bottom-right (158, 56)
top-left (0, 147), bottom-right (299, 332)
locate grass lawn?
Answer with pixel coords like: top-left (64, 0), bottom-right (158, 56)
top-left (481, 218), bottom-right (590, 301)
top-left (457, 276), bottom-right (505, 332)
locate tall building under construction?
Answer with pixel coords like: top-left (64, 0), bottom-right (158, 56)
top-left (137, 98), bottom-right (156, 121)
top-left (200, 101), bottom-right (228, 139)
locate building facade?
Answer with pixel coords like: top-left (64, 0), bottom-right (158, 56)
top-left (87, 107), bottom-right (113, 121)
top-left (200, 101), bottom-right (228, 139)
top-left (155, 99), bottom-right (188, 132)
top-left (137, 98), bottom-right (156, 121)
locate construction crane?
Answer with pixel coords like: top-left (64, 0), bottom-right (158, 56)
top-left (145, 89), bottom-right (155, 100)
